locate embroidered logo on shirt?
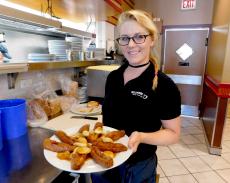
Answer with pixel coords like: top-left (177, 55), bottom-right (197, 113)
top-left (131, 91), bottom-right (148, 99)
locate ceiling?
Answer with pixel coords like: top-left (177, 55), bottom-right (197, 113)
top-left (8, 0), bottom-right (134, 24)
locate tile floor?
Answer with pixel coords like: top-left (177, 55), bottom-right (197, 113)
top-left (156, 116), bottom-right (230, 183)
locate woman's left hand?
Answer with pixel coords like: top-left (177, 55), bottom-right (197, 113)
top-left (128, 131), bottom-right (142, 153)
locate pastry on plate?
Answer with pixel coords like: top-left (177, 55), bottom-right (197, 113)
top-left (87, 101), bottom-right (99, 108)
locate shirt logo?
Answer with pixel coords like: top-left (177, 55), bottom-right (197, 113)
top-left (131, 91), bottom-right (148, 99)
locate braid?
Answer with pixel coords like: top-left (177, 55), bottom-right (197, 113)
top-left (150, 54), bottom-right (158, 90)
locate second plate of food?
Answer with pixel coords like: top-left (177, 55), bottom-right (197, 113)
top-left (70, 103), bottom-right (102, 116)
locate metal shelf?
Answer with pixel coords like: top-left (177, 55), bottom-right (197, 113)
top-left (0, 60), bottom-right (108, 74)
top-left (27, 60), bottom-right (108, 71)
top-left (0, 63), bottom-right (28, 74)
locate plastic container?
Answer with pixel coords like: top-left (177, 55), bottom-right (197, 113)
top-left (5, 133), bottom-right (32, 171)
top-left (0, 149), bottom-right (9, 179)
top-left (0, 99), bottom-right (27, 140)
top-left (0, 111), bottom-right (2, 150)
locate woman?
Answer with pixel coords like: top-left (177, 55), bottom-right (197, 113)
top-left (92, 9), bottom-right (181, 183)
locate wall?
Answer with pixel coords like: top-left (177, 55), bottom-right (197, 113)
top-left (134, 0), bottom-right (214, 25)
top-left (0, 68), bottom-right (75, 99)
top-left (96, 21), bottom-right (115, 51)
top-left (228, 100), bottom-right (230, 118)
top-left (205, 0), bottom-right (230, 82)
top-left (199, 0), bottom-right (230, 154)
top-left (0, 27), bottom-right (75, 99)
top-left (133, 0), bottom-right (214, 65)
top-left (222, 25), bottom-right (230, 82)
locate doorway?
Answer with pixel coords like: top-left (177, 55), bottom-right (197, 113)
top-left (162, 27), bottom-right (209, 116)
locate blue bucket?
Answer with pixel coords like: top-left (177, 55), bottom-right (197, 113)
top-left (0, 149), bottom-right (9, 179)
top-left (0, 99), bottom-right (27, 140)
top-left (0, 111), bottom-right (2, 150)
top-left (5, 133), bottom-right (32, 171)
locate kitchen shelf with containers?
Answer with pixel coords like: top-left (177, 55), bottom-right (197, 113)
top-left (0, 31), bottom-right (110, 73)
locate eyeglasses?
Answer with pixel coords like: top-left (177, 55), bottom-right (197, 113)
top-left (116, 34), bottom-right (150, 46)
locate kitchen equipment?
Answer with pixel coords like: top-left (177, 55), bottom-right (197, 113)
top-left (78, 87), bottom-right (88, 103)
top-left (85, 51), bottom-right (94, 59)
top-left (0, 99), bottom-right (27, 140)
top-left (86, 48), bottom-right (105, 60)
top-left (0, 5), bottom-right (61, 31)
top-left (48, 40), bottom-right (69, 61)
top-left (71, 116), bottom-right (98, 120)
top-left (27, 53), bottom-right (56, 62)
top-left (66, 49), bottom-right (72, 61)
top-left (78, 51), bottom-right (85, 61)
top-left (65, 36), bottom-right (83, 58)
top-left (87, 65), bottom-right (120, 98)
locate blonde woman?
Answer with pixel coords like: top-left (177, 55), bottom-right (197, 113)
top-left (92, 10), bottom-right (181, 183)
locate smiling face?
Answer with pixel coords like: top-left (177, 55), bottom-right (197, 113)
top-left (118, 20), bottom-right (154, 66)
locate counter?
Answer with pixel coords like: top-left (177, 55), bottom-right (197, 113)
top-left (0, 128), bottom-right (61, 183)
top-left (0, 113), bottom-right (102, 183)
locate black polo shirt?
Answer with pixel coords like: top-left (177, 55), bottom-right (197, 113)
top-left (102, 61), bottom-right (181, 163)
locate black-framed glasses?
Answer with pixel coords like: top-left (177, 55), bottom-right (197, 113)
top-left (116, 34), bottom-right (150, 46)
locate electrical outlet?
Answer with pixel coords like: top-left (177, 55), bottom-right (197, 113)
top-left (20, 79), bottom-right (32, 88)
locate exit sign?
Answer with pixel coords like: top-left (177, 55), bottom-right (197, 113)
top-left (181, 0), bottom-right (196, 10)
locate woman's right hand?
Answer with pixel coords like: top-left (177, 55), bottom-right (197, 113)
top-left (0, 52), bottom-right (3, 62)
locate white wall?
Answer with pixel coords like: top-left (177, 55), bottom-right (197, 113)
top-left (0, 68), bottom-right (75, 99)
top-left (96, 21), bottom-right (115, 50)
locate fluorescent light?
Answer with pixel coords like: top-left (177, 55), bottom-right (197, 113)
top-left (0, 0), bottom-right (44, 16)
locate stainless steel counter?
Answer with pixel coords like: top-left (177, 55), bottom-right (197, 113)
top-left (0, 128), bottom-right (61, 183)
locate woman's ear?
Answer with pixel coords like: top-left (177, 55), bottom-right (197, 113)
top-left (150, 40), bottom-right (155, 47)
top-left (150, 35), bottom-right (155, 47)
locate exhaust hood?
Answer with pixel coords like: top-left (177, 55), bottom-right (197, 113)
top-left (0, 5), bottom-right (61, 31)
top-left (0, 5), bottom-right (94, 38)
top-left (58, 26), bottom-right (94, 38)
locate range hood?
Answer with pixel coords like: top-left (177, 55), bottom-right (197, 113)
top-left (0, 5), bottom-right (61, 31)
top-left (0, 5), bottom-right (94, 38)
top-left (58, 26), bottom-right (94, 38)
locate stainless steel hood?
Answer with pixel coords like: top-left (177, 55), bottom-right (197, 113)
top-left (0, 5), bottom-right (61, 31)
top-left (58, 26), bottom-right (94, 38)
top-left (0, 5), bottom-right (94, 38)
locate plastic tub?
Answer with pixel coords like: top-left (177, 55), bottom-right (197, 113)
top-left (5, 133), bottom-right (32, 171)
top-left (0, 149), bottom-right (9, 179)
top-left (0, 99), bottom-right (27, 140)
top-left (0, 111), bottom-right (2, 150)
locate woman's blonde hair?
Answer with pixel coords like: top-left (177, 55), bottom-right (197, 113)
top-left (117, 9), bottom-right (159, 90)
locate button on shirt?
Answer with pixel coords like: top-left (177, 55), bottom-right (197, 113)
top-left (102, 61), bottom-right (181, 163)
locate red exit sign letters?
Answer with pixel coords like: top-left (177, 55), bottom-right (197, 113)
top-left (181, 0), bottom-right (196, 10)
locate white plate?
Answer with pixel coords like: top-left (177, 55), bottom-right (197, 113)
top-left (43, 126), bottom-right (132, 173)
top-left (70, 103), bottom-right (102, 116)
